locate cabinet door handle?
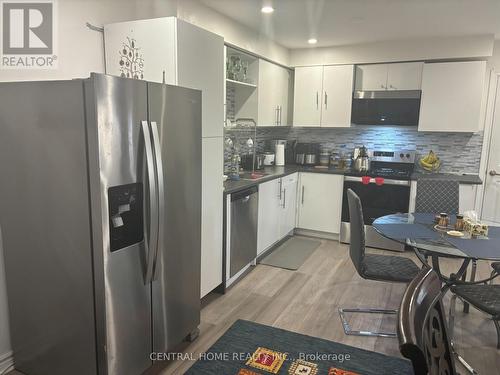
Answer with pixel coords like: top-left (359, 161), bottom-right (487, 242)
top-left (275, 106), bottom-right (279, 125)
top-left (316, 92), bottom-right (319, 109)
top-left (278, 105), bottom-right (282, 125)
top-left (324, 92), bottom-right (328, 109)
top-left (282, 189), bottom-right (286, 208)
top-left (278, 178), bottom-right (283, 199)
top-left (301, 186), bottom-right (305, 204)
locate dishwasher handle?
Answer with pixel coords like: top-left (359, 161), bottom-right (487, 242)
top-left (231, 185), bottom-right (258, 201)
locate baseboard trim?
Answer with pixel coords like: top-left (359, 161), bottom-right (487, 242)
top-left (294, 228), bottom-right (339, 241)
top-left (0, 350), bottom-right (14, 373)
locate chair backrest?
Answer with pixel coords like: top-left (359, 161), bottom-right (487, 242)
top-left (415, 179), bottom-right (459, 214)
top-left (346, 189), bottom-right (365, 276)
top-left (398, 267), bottom-right (457, 375)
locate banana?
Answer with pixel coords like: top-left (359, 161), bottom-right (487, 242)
top-left (419, 150), bottom-right (440, 171)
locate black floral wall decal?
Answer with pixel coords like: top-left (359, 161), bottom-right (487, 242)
top-left (118, 37), bottom-right (144, 79)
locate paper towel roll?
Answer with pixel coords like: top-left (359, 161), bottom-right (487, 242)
top-left (275, 144), bottom-right (285, 166)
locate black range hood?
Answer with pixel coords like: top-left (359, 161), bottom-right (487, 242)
top-left (351, 90), bottom-right (421, 126)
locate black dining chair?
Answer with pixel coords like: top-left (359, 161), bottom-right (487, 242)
top-left (414, 178), bottom-right (479, 313)
top-left (338, 189), bottom-right (420, 338)
top-left (398, 267), bottom-right (457, 375)
top-left (413, 178), bottom-right (461, 262)
top-left (449, 283), bottom-right (500, 350)
top-left (415, 178), bottom-right (460, 215)
top-left (490, 262), bottom-right (500, 283)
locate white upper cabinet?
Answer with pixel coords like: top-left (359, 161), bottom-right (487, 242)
top-left (293, 65), bottom-right (354, 127)
top-left (387, 62), bottom-right (423, 90)
top-left (418, 61), bottom-right (486, 132)
top-left (355, 64), bottom-right (388, 90)
top-left (104, 17), bottom-right (224, 138)
top-left (293, 66), bottom-right (323, 126)
top-left (257, 59), bottom-right (291, 126)
top-left (321, 65), bottom-right (354, 127)
top-left (176, 20), bottom-right (224, 138)
top-left (355, 62), bottom-right (423, 91)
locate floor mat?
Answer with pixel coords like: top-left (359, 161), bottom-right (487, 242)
top-left (185, 319), bottom-right (413, 375)
top-left (259, 236), bottom-right (321, 270)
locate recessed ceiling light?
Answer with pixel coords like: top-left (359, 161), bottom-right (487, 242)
top-left (308, 38), bottom-right (318, 45)
top-left (261, 6), bottom-right (274, 14)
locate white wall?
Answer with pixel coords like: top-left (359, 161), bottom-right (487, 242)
top-left (290, 34), bottom-right (494, 66)
top-left (177, 0), bottom-right (290, 66)
top-left (0, 0), bottom-right (177, 82)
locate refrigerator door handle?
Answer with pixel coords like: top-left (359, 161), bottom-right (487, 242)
top-left (149, 121), bottom-right (165, 282)
top-left (141, 120), bottom-right (159, 285)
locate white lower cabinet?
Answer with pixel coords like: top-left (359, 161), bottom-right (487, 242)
top-left (257, 179), bottom-right (282, 255)
top-left (297, 173), bottom-right (343, 234)
top-left (257, 173), bottom-right (299, 255)
top-left (279, 173), bottom-right (298, 238)
top-left (459, 184), bottom-right (477, 213)
top-left (201, 137), bottom-right (224, 298)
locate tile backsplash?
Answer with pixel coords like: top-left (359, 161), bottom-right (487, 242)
top-left (225, 126), bottom-right (483, 174)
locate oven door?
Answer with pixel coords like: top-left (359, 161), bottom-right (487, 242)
top-left (340, 176), bottom-right (411, 251)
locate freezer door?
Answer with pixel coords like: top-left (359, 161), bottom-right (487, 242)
top-left (148, 82), bottom-right (202, 352)
top-left (0, 80), bottom-right (97, 375)
top-left (87, 74), bottom-right (153, 375)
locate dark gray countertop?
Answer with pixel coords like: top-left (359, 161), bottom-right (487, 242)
top-left (410, 172), bottom-right (482, 185)
top-left (224, 166), bottom-right (482, 194)
top-left (224, 166), bottom-right (299, 194)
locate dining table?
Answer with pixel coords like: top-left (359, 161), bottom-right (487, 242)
top-left (373, 212), bottom-right (500, 374)
top-left (372, 213), bottom-right (500, 289)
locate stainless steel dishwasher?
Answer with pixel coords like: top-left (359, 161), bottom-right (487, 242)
top-left (229, 186), bottom-right (258, 278)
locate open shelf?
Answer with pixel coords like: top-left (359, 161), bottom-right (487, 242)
top-left (226, 78), bottom-right (257, 89)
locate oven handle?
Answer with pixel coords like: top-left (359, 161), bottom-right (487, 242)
top-left (343, 176), bottom-right (411, 186)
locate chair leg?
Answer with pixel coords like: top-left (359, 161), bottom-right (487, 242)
top-left (463, 260), bottom-right (477, 313)
top-left (491, 270), bottom-right (497, 285)
top-left (338, 308), bottom-right (397, 338)
top-left (449, 293), bottom-right (479, 374)
top-left (494, 320), bottom-right (500, 350)
top-left (452, 346), bottom-right (479, 375)
top-left (448, 294), bottom-right (457, 342)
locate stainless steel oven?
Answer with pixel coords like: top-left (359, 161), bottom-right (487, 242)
top-left (340, 176), bottom-right (411, 251)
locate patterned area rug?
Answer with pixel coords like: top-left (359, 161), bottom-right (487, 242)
top-left (186, 320), bottom-right (413, 375)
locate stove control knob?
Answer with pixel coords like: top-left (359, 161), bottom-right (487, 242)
top-left (406, 153), bottom-right (411, 158)
top-left (399, 153), bottom-right (404, 158)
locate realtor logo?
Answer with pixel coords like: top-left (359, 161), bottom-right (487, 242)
top-left (1, 0), bottom-right (57, 69)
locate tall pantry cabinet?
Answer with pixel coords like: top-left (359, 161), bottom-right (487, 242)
top-left (104, 17), bottom-right (224, 297)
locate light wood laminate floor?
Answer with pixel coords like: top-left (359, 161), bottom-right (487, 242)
top-left (8, 238), bottom-right (500, 375)
top-left (159, 238), bottom-right (500, 375)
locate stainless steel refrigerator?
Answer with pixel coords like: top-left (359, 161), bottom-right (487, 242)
top-left (0, 73), bottom-right (202, 375)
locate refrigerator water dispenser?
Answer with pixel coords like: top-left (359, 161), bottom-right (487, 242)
top-left (108, 183), bottom-right (144, 251)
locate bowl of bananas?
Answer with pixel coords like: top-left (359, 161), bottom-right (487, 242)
top-left (419, 150), bottom-right (441, 172)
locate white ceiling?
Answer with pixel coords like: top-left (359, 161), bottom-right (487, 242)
top-left (199, 0), bottom-right (500, 49)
